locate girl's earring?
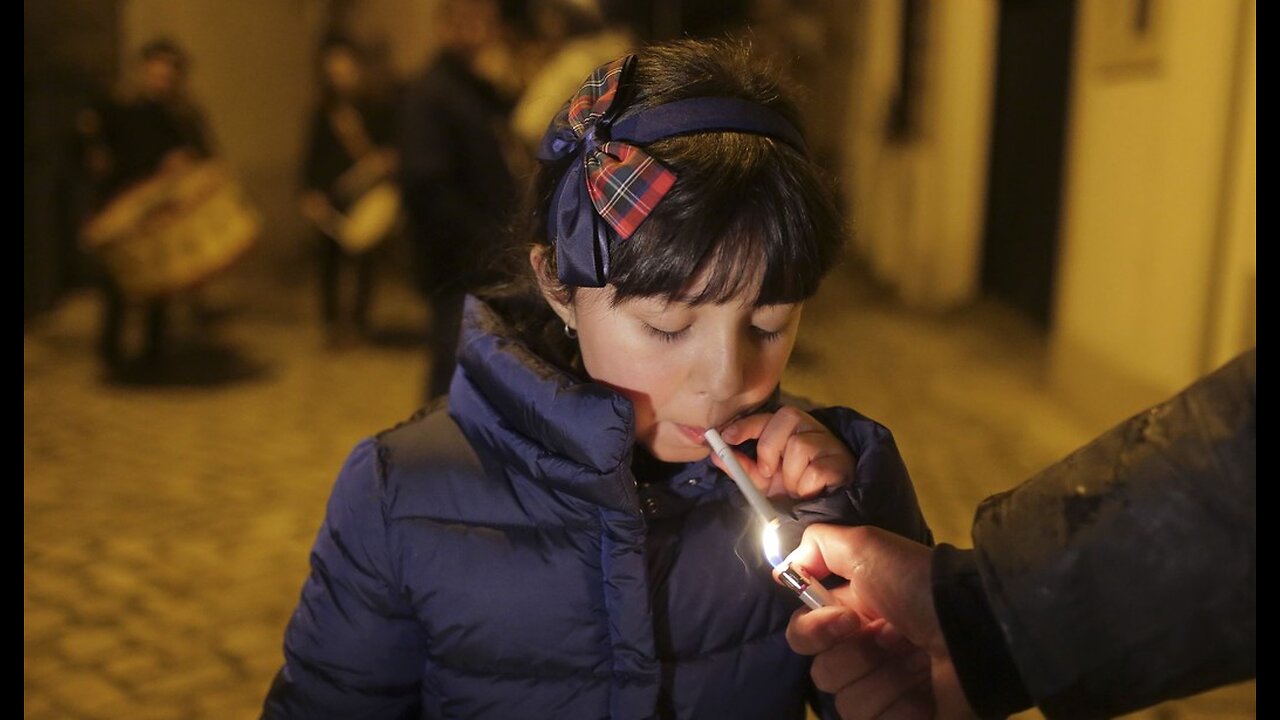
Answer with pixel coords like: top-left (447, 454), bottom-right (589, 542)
top-left (563, 323), bottom-right (578, 340)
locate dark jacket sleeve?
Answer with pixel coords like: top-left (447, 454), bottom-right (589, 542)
top-left (300, 108), bottom-right (332, 194)
top-left (397, 73), bottom-right (489, 246)
top-left (262, 439), bottom-right (428, 720)
top-left (795, 405), bottom-right (934, 546)
top-left (964, 349), bottom-right (1255, 719)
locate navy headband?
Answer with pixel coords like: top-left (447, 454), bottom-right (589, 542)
top-left (537, 55), bottom-right (807, 287)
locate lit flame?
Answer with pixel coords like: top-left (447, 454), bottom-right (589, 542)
top-left (761, 518), bottom-right (784, 567)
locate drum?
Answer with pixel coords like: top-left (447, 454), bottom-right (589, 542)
top-left (330, 181), bottom-right (401, 255)
top-left (82, 161), bottom-right (260, 300)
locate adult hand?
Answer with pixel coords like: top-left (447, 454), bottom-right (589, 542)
top-left (782, 524), bottom-right (976, 720)
top-left (714, 406), bottom-right (855, 498)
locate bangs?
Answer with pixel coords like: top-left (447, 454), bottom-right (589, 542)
top-left (606, 133), bottom-right (842, 307)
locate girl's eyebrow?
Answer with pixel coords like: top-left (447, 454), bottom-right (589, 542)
top-left (754, 302), bottom-right (798, 313)
top-left (624, 296), bottom-right (685, 314)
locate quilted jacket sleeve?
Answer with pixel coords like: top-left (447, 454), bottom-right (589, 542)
top-left (796, 404), bottom-right (934, 547)
top-left (261, 439), bottom-right (428, 719)
top-left (968, 349), bottom-right (1256, 718)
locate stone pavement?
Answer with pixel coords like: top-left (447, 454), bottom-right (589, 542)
top-left (24, 266), bottom-right (1253, 719)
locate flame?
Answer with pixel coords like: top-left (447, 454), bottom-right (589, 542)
top-left (761, 518), bottom-right (783, 567)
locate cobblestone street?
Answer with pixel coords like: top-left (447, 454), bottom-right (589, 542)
top-left (24, 267), bottom-right (1253, 719)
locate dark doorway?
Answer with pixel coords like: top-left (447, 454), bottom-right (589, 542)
top-left (24, 0), bottom-right (120, 320)
top-left (981, 0), bottom-right (1077, 327)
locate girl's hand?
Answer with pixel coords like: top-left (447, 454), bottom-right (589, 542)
top-left (713, 406), bottom-right (855, 498)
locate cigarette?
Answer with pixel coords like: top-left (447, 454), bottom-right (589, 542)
top-left (704, 428), bottom-right (779, 524)
top-left (705, 429), bottom-right (830, 610)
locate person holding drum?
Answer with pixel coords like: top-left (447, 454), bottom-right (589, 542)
top-left (398, 0), bottom-right (521, 400)
top-left (299, 34), bottom-right (398, 348)
top-left (80, 37), bottom-right (214, 372)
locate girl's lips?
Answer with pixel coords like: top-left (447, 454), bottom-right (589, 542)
top-left (675, 423), bottom-right (708, 445)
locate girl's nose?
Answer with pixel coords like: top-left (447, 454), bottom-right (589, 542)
top-left (700, 334), bottom-right (748, 402)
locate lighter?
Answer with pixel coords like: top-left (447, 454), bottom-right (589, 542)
top-left (775, 562), bottom-right (836, 611)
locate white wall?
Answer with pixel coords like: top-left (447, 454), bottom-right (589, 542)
top-left (842, 0), bottom-right (997, 309)
top-left (1207, 3), bottom-right (1255, 369)
top-left (343, 0), bottom-right (442, 79)
top-left (1050, 0), bottom-right (1255, 421)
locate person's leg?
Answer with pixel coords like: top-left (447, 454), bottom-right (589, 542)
top-left (142, 298), bottom-right (168, 361)
top-left (353, 250), bottom-right (375, 336)
top-left (99, 278), bottom-right (126, 367)
top-left (319, 235), bottom-right (340, 329)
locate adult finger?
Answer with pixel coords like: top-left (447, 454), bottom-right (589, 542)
top-left (785, 606), bottom-right (862, 656)
top-left (788, 525), bottom-right (941, 653)
top-left (809, 636), bottom-right (888, 693)
top-left (832, 654), bottom-right (932, 720)
top-left (875, 685), bottom-right (935, 720)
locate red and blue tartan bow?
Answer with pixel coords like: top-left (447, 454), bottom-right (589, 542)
top-left (537, 55), bottom-right (676, 287)
top-left (537, 54), bottom-right (809, 287)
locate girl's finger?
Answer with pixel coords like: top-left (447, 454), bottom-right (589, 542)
top-left (780, 431), bottom-right (819, 493)
top-left (707, 442), bottom-right (772, 493)
top-left (766, 471), bottom-right (789, 498)
top-left (718, 412), bottom-right (773, 444)
top-left (755, 407), bottom-right (810, 478)
top-left (794, 452), bottom-right (853, 497)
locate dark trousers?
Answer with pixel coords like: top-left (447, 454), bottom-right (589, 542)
top-left (100, 279), bottom-right (167, 366)
top-left (319, 236), bottom-right (375, 331)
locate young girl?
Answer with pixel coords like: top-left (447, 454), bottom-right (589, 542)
top-left (264, 39), bottom-right (932, 720)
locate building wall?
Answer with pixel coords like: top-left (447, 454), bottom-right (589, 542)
top-left (1050, 0), bottom-right (1255, 423)
top-left (1207, 3), bottom-right (1255, 370)
top-left (24, 0), bottom-right (120, 316)
top-left (341, 0), bottom-right (442, 79)
top-left (842, 0), bottom-right (997, 309)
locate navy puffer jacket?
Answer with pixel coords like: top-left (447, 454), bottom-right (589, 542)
top-left (263, 297), bottom-right (933, 719)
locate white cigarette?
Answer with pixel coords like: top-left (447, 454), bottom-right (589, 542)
top-left (704, 428), bottom-right (779, 524)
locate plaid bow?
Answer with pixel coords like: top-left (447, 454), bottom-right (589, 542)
top-left (538, 55), bottom-right (677, 287)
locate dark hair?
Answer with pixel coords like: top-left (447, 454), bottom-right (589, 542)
top-left (484, 38), bottom-right (844, 365)
top-left (318, 33), bottom-right (362, 60)
top-left (140, 37), bottom-right (188, 69)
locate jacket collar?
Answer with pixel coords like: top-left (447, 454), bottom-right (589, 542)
top-left (449, 296), bottom-right (643, 512)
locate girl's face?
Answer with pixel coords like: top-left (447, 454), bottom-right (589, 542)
top-left (565, 272), bottom-right (802, 463)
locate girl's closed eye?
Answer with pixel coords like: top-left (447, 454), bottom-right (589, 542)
top-left (751, 325), bottom-right (785, 342)
top-left (643, 322), bottom-right (691, 343)
top-left (750, 305), bottom-right (801, 344)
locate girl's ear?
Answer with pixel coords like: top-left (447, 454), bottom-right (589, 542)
top-left (530, 246), bottom-right (576, 329)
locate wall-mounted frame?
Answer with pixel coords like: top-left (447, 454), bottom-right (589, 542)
top-left (1095, 0), bottom-right (1164, 73)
